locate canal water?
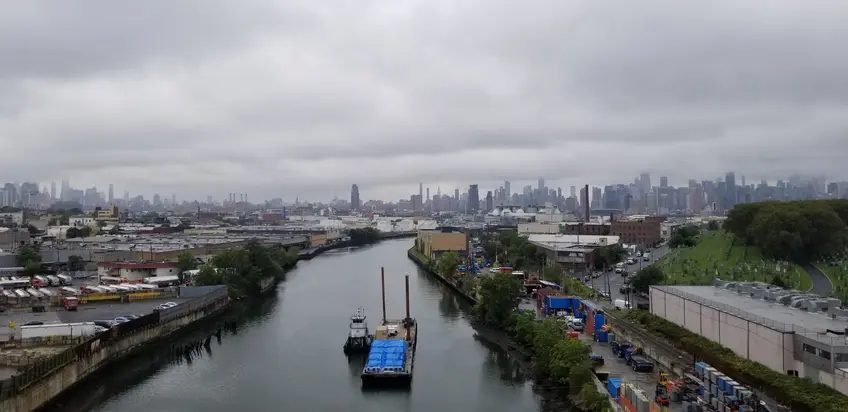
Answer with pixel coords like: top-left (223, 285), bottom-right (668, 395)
top-left (48, 239), bottom-right (547, 412)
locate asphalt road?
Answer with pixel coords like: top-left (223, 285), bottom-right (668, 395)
top-left (800, 263), bottom-right (834, 295)
top-left (582, 245), bottom-right (671, 304)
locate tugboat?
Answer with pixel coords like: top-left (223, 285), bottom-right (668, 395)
top-left (343, 307), bottom-right (373, 354)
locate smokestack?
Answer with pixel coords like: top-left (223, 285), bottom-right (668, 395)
top-left (584, 184), bottom-right (590, 222)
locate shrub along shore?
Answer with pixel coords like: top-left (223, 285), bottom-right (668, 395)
top-left (409, 246), bottom-right (612, 411)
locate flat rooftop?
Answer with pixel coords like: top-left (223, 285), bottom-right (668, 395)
top-left (660, 285), bottom-right (848, 334)
top-left (527, 234), bottom-right (620, 247)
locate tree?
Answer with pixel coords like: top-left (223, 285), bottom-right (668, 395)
top-left (26, 224), bottom-right (39, 235)
top-left (631, 265), bottom-right (666, 294)
top-left (771, 274), bottom-right (788, 288)
top-left (16, 244), bottom-right (41, 267)
top-left (176, 252), bottom-right (198, 282)
top-left (596, 244), bottom-right (627, 269)
top-left (65, 227), bottom-right (79, 239)
top-left (79, 226), bottom-right (92, 238)
top-left (67, 255), bottom-right (85, 271)
top-left (193, 264), bottom-right (221, 286)
top-left (437, 251), bottom-right (462, 278)
top-left (541, 266), bottom-right (563, 285)
top-left (348, 227), bottom-right (381, 246)
top-left (475, 272), bottom-right (522, 326)
top-left (707, 220), bottom-right (720, 231)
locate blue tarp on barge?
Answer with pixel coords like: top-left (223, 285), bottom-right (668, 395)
top-left (364, 340), bottom-right (408, 372)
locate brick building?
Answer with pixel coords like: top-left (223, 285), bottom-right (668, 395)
top-left (610, 216), bottom-right (665, 247)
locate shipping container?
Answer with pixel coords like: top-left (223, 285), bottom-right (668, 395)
top-left (607, 377), bottom-right (622, 399)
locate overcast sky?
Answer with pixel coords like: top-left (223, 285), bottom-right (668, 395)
top-left (2, 1), bottom-right (847, 202)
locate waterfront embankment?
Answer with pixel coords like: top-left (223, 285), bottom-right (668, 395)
top-left (0, 286), bottom-right (229, 412)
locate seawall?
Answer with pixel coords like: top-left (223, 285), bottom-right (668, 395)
top-left (0, 286), bottom-right (229, 412)
top-left (406, 248), bottom-right (476, 303)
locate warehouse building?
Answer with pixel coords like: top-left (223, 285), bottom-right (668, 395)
top-left (650, 281), bottom-right (848, 395)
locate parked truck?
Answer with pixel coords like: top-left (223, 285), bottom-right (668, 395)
top-left (20, 322), bottom-right (99, 339)
top-left (62, 296), bottom-right (79, 311)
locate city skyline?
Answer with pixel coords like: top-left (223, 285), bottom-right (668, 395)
top-left (1, 171), bottom-right (840, 208)
top-left (2, 3), bottom-right (848, 202)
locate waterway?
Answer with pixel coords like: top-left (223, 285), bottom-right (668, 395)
top-left (47, 239), bottom-right (548, 412)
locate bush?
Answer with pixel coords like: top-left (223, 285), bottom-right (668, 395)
top-left (624, 310), bottom-right (848, 412)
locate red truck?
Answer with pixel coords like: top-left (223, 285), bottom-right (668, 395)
top-left (62, 296), bottom-right (79, 311)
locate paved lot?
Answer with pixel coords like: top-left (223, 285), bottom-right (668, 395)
top-left (0, 298), bottom-right (191, 339)
top-left (580, 330), bottom-right (683, 412)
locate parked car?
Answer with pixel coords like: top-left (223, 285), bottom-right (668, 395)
top-left (568, 318), bottom-right (584, 332)
top-left (113, 317), bottom-right (131, 324)
top-left (23, 321), bottom-right (44, 326)
top-left (93, 320), bottom-right (117, 329)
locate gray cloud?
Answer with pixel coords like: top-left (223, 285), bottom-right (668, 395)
top-left (1, 0), bottom-right (848, 201)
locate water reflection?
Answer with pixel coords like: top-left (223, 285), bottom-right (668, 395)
top-left (475, 335), bottom-right (528, 385)
top-left (41, 296), bottom-right (279, 412)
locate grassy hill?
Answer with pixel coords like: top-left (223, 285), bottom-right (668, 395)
top-left (657, 232), bottom-right (812, 291)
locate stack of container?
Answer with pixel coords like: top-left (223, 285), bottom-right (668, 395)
top-left (619, 383), bottom-right (651, 412)
top-left (364, 339), bottom-right (407, 373)
top-left (693, 361), bottom-right (755, 410)
top-left (580, 300), bottom-right (606, 336)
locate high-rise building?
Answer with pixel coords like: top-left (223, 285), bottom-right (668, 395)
top-left (660, 176), bottom-right (669, 188)
top-left (108, 184), bottom-right (114, 203)
top-left (725, 172), bottom-right (737, 211)
top-left (350, 184), bottom-right (360, 211)
top-left (570, 186), bottom-right (576, 198)
top-left (485, 191), bottom-right (493, 212)
top-left (50, 181), bottom-right (56, 200)
top-left (419, 182), bottom-right (423, 203)
top-left (468, 184), bottom-right (480, 213)
top-left (504, 181), bottom-right (511, 197)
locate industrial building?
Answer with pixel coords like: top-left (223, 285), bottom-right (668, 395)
top-left (650, 282), bottom-right (848, 395)
top-left (528, 234), bottom-right (620, 269)
top-left (416, 229), bottom-right (467, 260)
top-left (97, 261), bottom-right (179, 280)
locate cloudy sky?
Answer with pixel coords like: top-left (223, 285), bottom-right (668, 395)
top-left (2, 1), bottom-right (847, 202)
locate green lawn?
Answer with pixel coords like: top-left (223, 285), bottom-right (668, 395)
top-left (657, 232), bottom-right (812, 291)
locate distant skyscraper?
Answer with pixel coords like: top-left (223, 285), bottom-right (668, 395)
top-left (351, 184), bottom-right (360, 211)
top-left (640, 173), bottom-right (651, 193)
top-left (425, 187), bottom-right (430, 212)
top-left (468, 184), bottom-right (480, 213)
top-left (171, 193), bottom-right (176, 205)
top-left (50, 181), bottom-right (56, 200)
top-left (570, 186), bottom-right (576, 198)
top-left (419, 182), bottom-right (423, 202)
top-left (504, 181), bottom-right (511, 197)
top-left (725, 172), bottom-right (737, 210)
top-left (485, 191), bottom-right (493, 212)
top-left (108, 184), bottom-right (114, 203)
top-left (660, 176), bottom-right (669, 188)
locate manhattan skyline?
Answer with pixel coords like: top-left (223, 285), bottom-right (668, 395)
top-left (2, 2), bottom-right (848, 201)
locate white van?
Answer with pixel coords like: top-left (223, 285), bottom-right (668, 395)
top-left (614, 299), bottom-right (631, 310)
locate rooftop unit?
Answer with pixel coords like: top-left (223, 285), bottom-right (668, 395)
top-left (713, 277), bottom-right (847, 318)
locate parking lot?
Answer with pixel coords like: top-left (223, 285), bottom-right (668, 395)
top-left (0, 298), bottom-right (191, 340)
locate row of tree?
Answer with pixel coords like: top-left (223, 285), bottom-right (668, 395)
top-left (193, 241), bottom-right (300, 298)
top-left (724, 200), bottom-right (848, 261)
top-left (347, 227), bottom-right (381, 246)
top-left (474, 272), bottom-right (610, 411)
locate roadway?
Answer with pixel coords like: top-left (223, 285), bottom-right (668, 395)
top-left (578, 245), bottom-right (671, 304)
top-left (800, 263), bottom-right (834, 295)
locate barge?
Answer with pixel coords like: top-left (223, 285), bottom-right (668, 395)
top-left (361, 267), bottom-right (417, 388)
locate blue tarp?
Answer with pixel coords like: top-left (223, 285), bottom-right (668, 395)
top-left (366, 340), bottom-right (407, 370)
